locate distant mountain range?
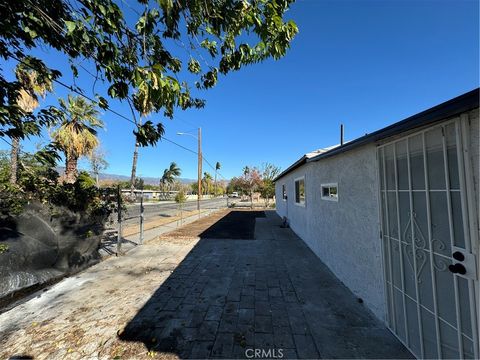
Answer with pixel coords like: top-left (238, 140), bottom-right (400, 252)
top-left (55, 167), bottom-right (196, 185)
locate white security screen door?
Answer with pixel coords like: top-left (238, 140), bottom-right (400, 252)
top-left (378, 118), bottom-right (478, 359)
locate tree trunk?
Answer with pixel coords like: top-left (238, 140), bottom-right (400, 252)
top-left (9, 136), bottom-right (20, 184)
top-left (64, 155), bottom-right (78, 183)
top-left (130, 141), bottom-right (139, 198)
top-left (95, 173), bottom-right (99, 187)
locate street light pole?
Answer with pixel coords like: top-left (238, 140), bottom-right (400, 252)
top-left (197, 127), bottom-right (202, 211)
top-left (177, 128), bottom-right (202, 212)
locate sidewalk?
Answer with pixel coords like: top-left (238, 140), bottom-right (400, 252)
top-left (99, 208), bottom-right (220, 257)
top-left (0, 210), bottom-right (411, 359)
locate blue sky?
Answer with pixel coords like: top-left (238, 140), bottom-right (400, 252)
top-left (1, 0), bottom-right (478, 180)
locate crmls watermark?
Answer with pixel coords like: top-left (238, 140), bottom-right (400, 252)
top-left (245, 348), bottom-right (284, 358)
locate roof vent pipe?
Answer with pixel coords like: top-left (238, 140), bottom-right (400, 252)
top-left (340, 123), bottom-right (344, 146)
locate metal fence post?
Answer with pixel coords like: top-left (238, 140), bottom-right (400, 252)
top-left (180, 202), bottom-right (183, 225)
top-left (117, 185), bottom-right (122, 255)
top-left (139, 187), bottom-right (144, 245)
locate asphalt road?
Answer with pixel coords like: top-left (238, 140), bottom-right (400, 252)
top-left (122, 197), bottom-right (234, 224)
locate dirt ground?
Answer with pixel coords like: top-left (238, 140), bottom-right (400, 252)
top-left (153, 209), bottom-right (264, 242)
top-left (155, 209), bottom-right (230, 241)
top-left (122, 209), bottom-right (213, 238)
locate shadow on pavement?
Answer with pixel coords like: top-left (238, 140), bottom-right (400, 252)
top-left (199, 210), bottom-right (265, 240)
top-left (119, 210), bottom-right (413, 359)
top-left (119, 210), bottom-right (266, 358)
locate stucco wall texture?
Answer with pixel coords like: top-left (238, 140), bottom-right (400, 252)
top-left (275, 144), bottom-right (386, 320)
top-left (468, 109), bottom-right (479, 230)
top-left (275, 111), bottom-right (480, 324)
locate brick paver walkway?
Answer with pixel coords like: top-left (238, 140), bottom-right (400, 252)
top-left (0, 210), bottom-right (412, 359)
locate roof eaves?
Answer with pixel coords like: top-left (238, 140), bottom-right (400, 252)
top-left (274, 88), bottom-right (479, 182)
top-left (307, 88), bottom-right (479, 163)
top-left (273, 155), bottom-right (307, 182)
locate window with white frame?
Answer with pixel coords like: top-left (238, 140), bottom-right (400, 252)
top-left (294, 177), bottom-right (305, 205)
top-left (321, 183), bottom-right (338, 201)
top-left (282, 184), bottom-right (287, 200)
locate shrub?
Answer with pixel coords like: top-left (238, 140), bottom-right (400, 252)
top-left (0, 183), bottom-right (27, 216)
top-left (48, 173), bottom-right (116, 218)
top-left (175, 190), bottom-right (187, 204)
top-left (0, 154), bottom-right (115, 221)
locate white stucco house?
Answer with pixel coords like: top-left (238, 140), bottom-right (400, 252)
top-left (274, 89), bottom-right (479, 359)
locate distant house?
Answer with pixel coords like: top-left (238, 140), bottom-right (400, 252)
top-left (274, 89), bottom-right (479, 359)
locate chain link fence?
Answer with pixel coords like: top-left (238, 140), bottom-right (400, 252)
top-left (101, 188), bottom-right (234, 255)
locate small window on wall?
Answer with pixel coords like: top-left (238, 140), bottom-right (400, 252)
top-left (321, 183), bottom-right (338, 201)
top-left (282, 184), bottom-right (287, 200)
top-left (294, 177), bottom-right (305, 206)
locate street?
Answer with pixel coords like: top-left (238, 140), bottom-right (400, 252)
top-left (122, 197), bottom-right (231, 225)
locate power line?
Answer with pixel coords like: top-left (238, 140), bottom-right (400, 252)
top-left (11, 3), bottom-right (206, 142)
top-left (6, 56), bottom-right (203, 159)
top-left (25, 0), bottom-right (204, 130)
top-left (0, 137), bottom-right (12, 147)
top-left (162, 137), bottom-right (197, 155)
top-left (8, 53), bottom-right (137, 124)
top-left (203, 156), bottom-right (227, 180)
top-left (118, 0), bottom-right (142, 16)
top-left (5, 55), bottom-right (227, 179)
top-left (0, 137), bottom-right (34, 159)
top-left (2, 134), bottom-right (228, 182)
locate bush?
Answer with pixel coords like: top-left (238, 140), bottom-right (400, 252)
top-left (48, 173), bottom-right (116, 218)
top-left (0, 183), bottom-right (28, 216)
top-left (175, 190), bottom-right (187, 204)
top-left (0, 155), bottom-right (115, 221)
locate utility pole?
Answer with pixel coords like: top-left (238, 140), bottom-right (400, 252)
top-left (197, 127), bottom-right (202, 212)
top-left (177, 128), bottom-right (202, 212)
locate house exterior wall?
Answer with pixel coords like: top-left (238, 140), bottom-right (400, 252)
top-left (468, 109), bottom-right (479, 234)
top-left (275, 107), bottom-right (479, 351)
top-left (467, 109), bottom-right (479, 298)
top-left (275, 144), bottom-right (386, 320)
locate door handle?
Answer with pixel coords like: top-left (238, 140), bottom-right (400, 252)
top-left (448, 263), bottom-right (466, 275)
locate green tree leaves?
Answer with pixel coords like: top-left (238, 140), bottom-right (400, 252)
top-left (188, 58), bottom-right (201, 74)
top-left (1, 0), bottom-right (298, 147)
top-left (134, 121), bottom-right (165, 147)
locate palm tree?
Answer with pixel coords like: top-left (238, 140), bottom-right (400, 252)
top-left (10, 62), bottom-right (52, 184)
top-left (202, 172), bottom-right (213, 195)
top-left (168, 161), bottom-right (181, 178)
top-left (160, 169), bottom-right (170, 192)
top-left (214, 161), bottom-right (221, 197)
top-left (160, 162), bottom-right (181, 194)
top-left (52, 95), bottom-right (103, 183)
